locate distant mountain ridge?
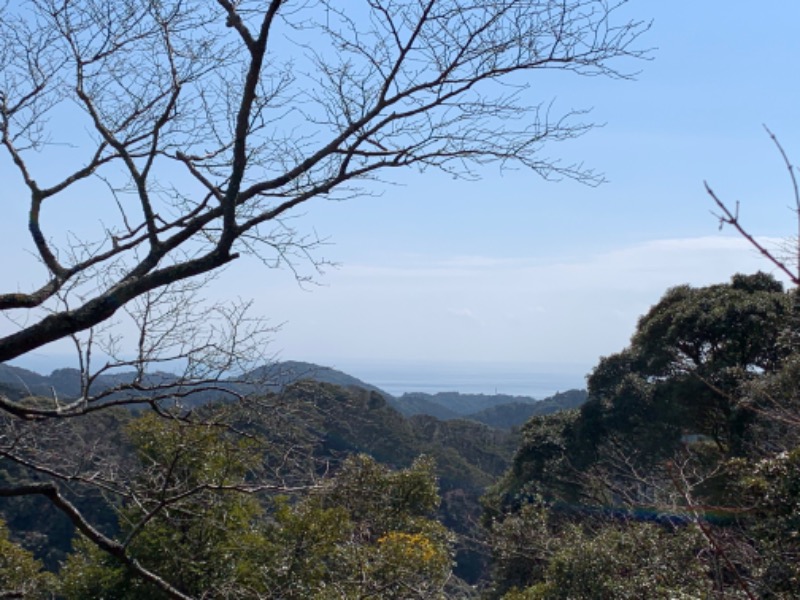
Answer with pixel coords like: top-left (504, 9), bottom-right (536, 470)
top-left (464, 389), bottom-right (588, 429)
top-left (246, 360), bottom-right (391, 397)
top-left (394, 391), bottom-right (539, 416)
top-left (0, 360), bottom-right (586, 428)
top-left (391, 389), bottom-right (588, 429)
top-left (0, 360), bottom-right (389, 406)
top-left (0, 364), bottom-right (217, 405)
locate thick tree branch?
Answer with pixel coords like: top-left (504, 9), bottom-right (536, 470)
top-left (0, 2), bottom-right (650, 592)
top-left (0, 483), bottom-right (194, 600)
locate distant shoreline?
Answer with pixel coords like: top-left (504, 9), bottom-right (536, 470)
top-left (338, 360), bottom-right (589, 399)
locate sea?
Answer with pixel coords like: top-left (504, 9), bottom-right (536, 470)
top-left (337, 360), bottom-right (591, 399)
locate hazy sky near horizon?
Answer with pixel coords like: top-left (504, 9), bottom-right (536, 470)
top-left (244, 1), bottom-right (800, 375)
top-left (4, 2), bottom-right (800, 381)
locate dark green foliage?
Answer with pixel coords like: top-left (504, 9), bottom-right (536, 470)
top-left (61, 413), bottom-right (268, 599)
top-left (504, 521), bottom-right (710, 600)
top-left (259, 455), bottom-right (455, 599)
top-left (632, 273), bottom-right (790, 375)
top-left (465, 402), bottom-right (543, 429)
top-left (485, 273), bottom-right (800, 599)
top-left (0, 408), bottom-right (132, 570)
top-left (243, 380), bottom-right (517, 485)
top-left (13, 271), bottom-right (799, 599)
top-left (0, 471), bottom-right (74, 572)
top-left (259, 381), bottom-right (516, 584)
top-left (727, 448), bottom-right (800, 597)
top-left (62, 444), bottom-right (455, 599)
top-left (487, 498), bottom-right (708, 599)
top-left (736, 353), bottom-right (800, 455)
top-left (0, 518), bottom-right (57, 598)
top-left (3, 377), bottom-right (518, 590)
top-left (466, 390), bottom-right (588, 430)
top-left (392, 393), bottom-right (463, 419)
top-left (584, 272), bottom-right (793, 459)
top-left (395, 391), bottom-right (536, 417)
top-left (484, 410), bottom-right (583, 517)
top-left (392, 389), bottom-right (587, 429)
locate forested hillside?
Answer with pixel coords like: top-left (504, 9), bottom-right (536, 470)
top-left (0, 378), bottom-right (520, 590)
top-left (482, 272), bottom-right (800, 598)
top-left (0, 0), bottom-right (796, 598)
top-left (392, 390), bottom-right (588, 429)
top-left (465, 390), bottom-right (587, 429)
top-left (4, 271), bottom-right (798, 598)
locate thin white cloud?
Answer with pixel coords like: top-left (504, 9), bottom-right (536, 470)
top-left (253, 234), bottom-right (791, 367)
top-left (16, 235), bottom-right (781, 372)
top-left (330, 235), bottom-right (787, 290)
top-left (447, 307), bottom-right (477, 319)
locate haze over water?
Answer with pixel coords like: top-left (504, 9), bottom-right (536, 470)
top-left (337, 360), bottom-right (590, 399)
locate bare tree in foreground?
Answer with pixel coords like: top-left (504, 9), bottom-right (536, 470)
top-left (0, 0), bottom-right (648, 596)
top-left (706, 126), bottom-right (800, 287)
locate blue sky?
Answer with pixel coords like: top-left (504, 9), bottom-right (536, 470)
top-left (241, 2), bottom-right (800, 377)
top-left (4, 1), bottom-right (800, 387)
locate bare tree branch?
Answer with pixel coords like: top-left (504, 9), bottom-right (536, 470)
top-left (0, 1), bottom-right (650, 595)
top-left (706, 128), bottom-right (800, 286)
top-left (0, 483), bottom-right (194, 600)
top-left (1, 0), bottom-right (649, 372)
